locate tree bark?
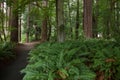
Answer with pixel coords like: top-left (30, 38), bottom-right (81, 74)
top-left (26, 4), bottom-right (30, 42)
top-left (92, 0), bottom-right (99, 38)
top-left (1, 2), bottom-right (6, 41)
top-left (0, 2), bottom-right (3, 41)
top-left (56, 0), bottom-right (65, 42)
top-left (47, 17), bottom-right (52, 41)
top-left (68, 0), bottom-right (73, 39)
top-left (75, 0), bottom-right (80, 39)
top-left (41, 0), bottom-right (48, 42)
top-left (10, 1), bottom-right (19, 43)
top-left (83, 0), bottom-right (93, 38)
top-left (41, 19), bottom-right (47, 42)
top-left (19, 15), bottom-right (21, 42)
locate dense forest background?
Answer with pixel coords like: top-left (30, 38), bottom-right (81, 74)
top-left (0, 0), bottom-right (120, 80)
top-left (0, 0), bottom-right (119, 43)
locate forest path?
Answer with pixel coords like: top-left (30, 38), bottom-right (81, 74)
top-left (0, 41), bottom-right (40, 80)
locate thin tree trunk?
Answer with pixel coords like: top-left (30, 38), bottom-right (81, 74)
top-left (26, 4), bottom-right (30, 42)
top-left (92, 0), bottom-right (99, 38)
top-left (1, 2), bottom-right (6, 41)
top-left (68, 0), bottom-right (73, 39)
top-left (47, 17), bottom-right (52, 41)
top-left (116, 2), bottom-right (119, 28)
top-left (116, 1), bottom-right (120, 32)
top-left (8, 7), bottom-right (11, 40)
top-left (0, 2), bottom-right (3, 41)
top-left (75, 0), bottom-right (80, 39)
top-left (19, 15), bottom-right (21, 42)
top-left (35, 25), bottom-right (38, 40)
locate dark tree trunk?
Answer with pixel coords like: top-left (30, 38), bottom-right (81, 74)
top-left (92, 0), bottom-right (99, 38)
top-left (83, 0), bottom-right (93, 38)
top-left (47, 18), bottom-right (52, 41)
top-left (75, 0), bottom-right (80, 39)
top-left (35, 25), bottom-right (39, 41)
top-left (10, 8), bottom-right (19, 43)
top-left (68, 0), bottom-right (72, 39)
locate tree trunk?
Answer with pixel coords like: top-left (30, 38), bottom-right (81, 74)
top-left (47, 17), bottom-right (52, 41)
top-left (10, 4), bottom-right (19, 43)
top-left (83, 0), bottom-right (93, 38)
top-left (41, 0), bottom-right (48, 42)
top-left (68, 0), bottom-right (72, 39)
top-left (19, 15), bottom-right (21, 42)
top-left (26, 4), bottom-right (30, 42)
top-left (1, 2), bottom-right (6, 41)
top-left (92, 0), bottom-right (99, 38)
top-left (56, 0), bottom-right (65, 42)
top-left (34, 25), bottom-right (39, 40)
top-left (0, 2), bottom-right (3, 41)
top-left (75, 0), bottom-right (80, 39)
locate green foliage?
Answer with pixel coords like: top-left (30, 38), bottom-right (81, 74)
top-left (93, 0), bottom-right (120, 40)
top-left (0, 42), bottom-right (15, 60)
top-left (22, 39), bottom-right (120, 80)
top-left (22, 41), bottom-right (96, 80)
top-left (91, 41), bottom-right (120, 80)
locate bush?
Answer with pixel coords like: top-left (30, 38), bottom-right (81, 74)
top-left (91, 41), bottom-right (120, 80)
top-left (22, 41), bottom-right (96, 80)
top-left (0, 42), bottom-right (15, 60)
top-left (22, 39), bottom-right (120, 80)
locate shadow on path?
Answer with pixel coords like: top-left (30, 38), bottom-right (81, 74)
top-left (0, 41), bottom-right (40, 80)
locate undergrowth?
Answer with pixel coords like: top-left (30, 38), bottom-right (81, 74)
top-left (22, 39), bottom-right (120, 80)
top-left (0, 42), bottom-right (15, 60)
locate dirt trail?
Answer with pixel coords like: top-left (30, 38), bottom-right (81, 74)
top-left (0, 41), bottom-right (40, 80)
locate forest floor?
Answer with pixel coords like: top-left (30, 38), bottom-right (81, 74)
top-left (0, 41), bottom-right (40, 80)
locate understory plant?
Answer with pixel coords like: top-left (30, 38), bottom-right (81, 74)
top-left (0, 42), bottom-right (15, 60)
top-left (22, 39), bottom-right (120, 80)
top-left (91, 41), bottom-right (120, 80)
top-left (22, 41), bottom-right (96, 80)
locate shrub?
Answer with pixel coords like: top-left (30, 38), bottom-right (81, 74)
top-left (22, 41), bottom-right (96, 80)
top-left (22, 39), bottom-right (120, 80)
top-left (0, 42), bottom-right (15, 60)
top-left (91, 41), bottom-right (120, 80)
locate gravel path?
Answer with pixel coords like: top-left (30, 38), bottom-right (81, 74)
top-left (0, 41), bottom-right (40, 80)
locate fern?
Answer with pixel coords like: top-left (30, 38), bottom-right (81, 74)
top-left (22, 41), bottom-right (96, 80)
top-left (22, 39), bottom-right (120, 80)
top-left (0, 42), bottom-right (15, 60)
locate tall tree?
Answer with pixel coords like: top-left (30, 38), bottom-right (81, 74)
top-left (10, 0), bottom-right (19, 42)
top-left (41, 0), bottom-right (48, 42)
top-left (0, 2), bottom-right (3, 41)
top-left (0, 2), bottom-right (6, 41)
top-left (75, 0), bottom-right (80, 39)
top-left (26, 4), bottom-right (30, 42)
top-left (92, 0), bottom-right (99, 38)
top-left (19, 14), bottom-right (22, 42)
top-left (56, 0), bottom-right (65, 42)
top-left (47, 17), bottom-right (52, 41)
top-left (83, 0), bottom-right (93, 38)
top-left (68, 0), bottom-right (72, 39)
